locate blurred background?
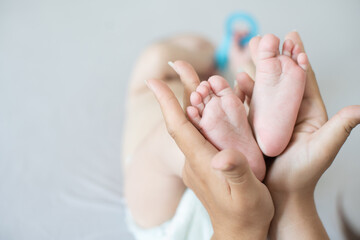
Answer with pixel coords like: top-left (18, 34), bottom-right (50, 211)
top-left (0, 0), bottom-right (359, 239)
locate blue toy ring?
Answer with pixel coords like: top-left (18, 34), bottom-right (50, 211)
top-left (215, 12), bottom-right (259, 70)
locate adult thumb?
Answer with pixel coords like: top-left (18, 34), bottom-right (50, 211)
top-left (312, 105), bottom-right (360, 167)
top-left (211, 149), bottom-right (257, 186)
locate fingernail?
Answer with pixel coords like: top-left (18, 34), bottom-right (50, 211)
top-left (144, 79), bottom-right (149, 87)
top-left (168, 61), bottom-right (178, 74)
top-left (292, 29), bottom-right (298, 32)
top-left (144, 80), bottom-right (152, 90)
top-left (234, 79), bottom-right (238, 87)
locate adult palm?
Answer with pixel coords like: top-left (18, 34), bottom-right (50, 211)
top-left (249, 32), bottom-right (360, 194)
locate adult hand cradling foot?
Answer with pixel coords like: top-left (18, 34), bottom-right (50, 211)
top-left (147, 67), bottom-right (274, 240)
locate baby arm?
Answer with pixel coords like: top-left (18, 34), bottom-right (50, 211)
top-left (124, 35), bottom-right (215, 228)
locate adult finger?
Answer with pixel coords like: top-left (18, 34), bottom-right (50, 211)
top-left (211, 149), bottom-right (260, 199)
top-left (285, 31), bottom-right (305, 51)
top-left (147, 78), bottom-right (217, 173)
top-left (285, 31), bottom-right (328, 126)
top-left (168, 60), bottom-right (201, 109)
top-left (285, 32), bottom-right (325, 105)
top-left (311, 105), bottom-right (360, 169)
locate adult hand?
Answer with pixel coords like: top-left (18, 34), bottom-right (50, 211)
top-left (242, 31), bottom-right (360, 239)
top-left (147, 61), bottom-right (274, 240)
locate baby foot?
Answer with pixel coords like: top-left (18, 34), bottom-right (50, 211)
top-left (249, 34), bottom-right (309, 157)
top-left (187, 76), bottom-right (265, 181)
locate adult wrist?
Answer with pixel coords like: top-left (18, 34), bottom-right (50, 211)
top-left (211, 221), bottom-right (270, 240)
top-left (269, 190), bottom-right (329, 240)
top-left (271, 190), bottom-right (316, 228)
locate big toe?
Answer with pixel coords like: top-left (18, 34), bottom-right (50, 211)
top-left (208, 75), bottom-right (232, 97)
top-left (257, 34), bottom-right (280, 61)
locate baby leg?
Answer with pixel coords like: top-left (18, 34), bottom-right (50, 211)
top-left (123, 35), bottom-right (215, 228)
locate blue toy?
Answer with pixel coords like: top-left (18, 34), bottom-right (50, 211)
top-left (215, 12), bottom-right (259, 70)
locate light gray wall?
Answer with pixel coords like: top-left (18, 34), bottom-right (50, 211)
top-left (0, 0), bottom-right (359, 239)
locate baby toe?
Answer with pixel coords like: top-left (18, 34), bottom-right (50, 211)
top-left (291, 44), bottom-right (302, 62)
top-left (196, 83), bottom-right (211, 104)
top-left (257, 34), bottom-right (280, 60)
top-left (297, 52), bottom-right (309, 71)
top-left (186, 106), bottom-right (201, 127)
top-left (282, 39), bottom-right (295, 57)
top-left (208, 75), bottom-right (232, 97)
top-left (190, 91), bottom-right (205, 114)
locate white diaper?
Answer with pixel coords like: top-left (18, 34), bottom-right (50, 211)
top-left (125, 188), bottom-right (213, 240)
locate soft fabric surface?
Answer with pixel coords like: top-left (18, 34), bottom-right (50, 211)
top-left (126, 189), bottom-right (212, 240)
